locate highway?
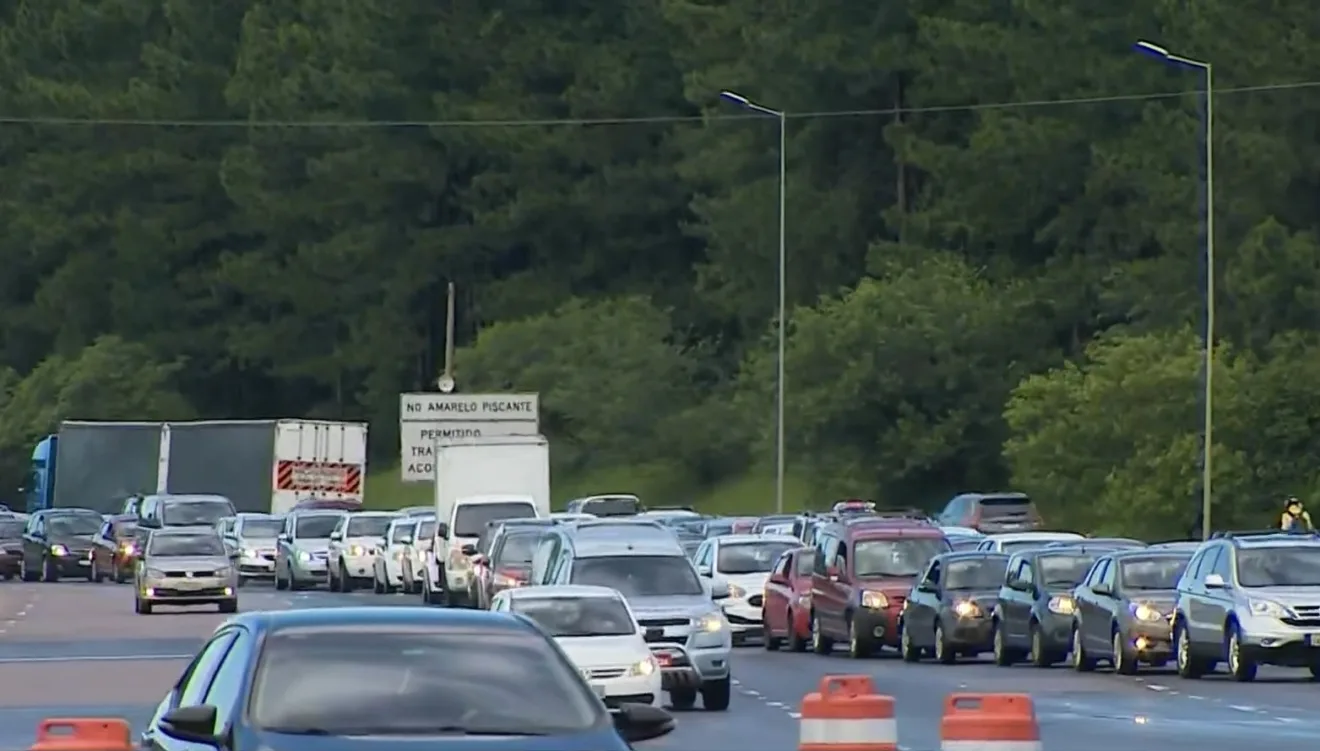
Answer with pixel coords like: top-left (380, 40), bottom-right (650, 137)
top-left (1, 582), bottom-right (1318, 750)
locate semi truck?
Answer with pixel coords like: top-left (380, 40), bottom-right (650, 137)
top-left (26, 419), bottom-right (368, 515)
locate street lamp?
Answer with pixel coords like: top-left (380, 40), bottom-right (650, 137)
top-left (1135, 40), bottom-right (1214, 539)
top-left (720, 90), bottom-right (787, 514)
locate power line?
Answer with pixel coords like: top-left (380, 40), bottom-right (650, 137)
top-left (0, 80), bottom-right (1315, 129)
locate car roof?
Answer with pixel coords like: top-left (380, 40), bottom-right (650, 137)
top-left (954, 492), bottom-right (1030, 502)
top-left (712, 534), bottom-right (800, 545)
top-left (288, 510), bottom-right (347, 518)
top-left (936, 550), bottom-right (1010, 562)
top-left (146, 493), bottom-right (230, 503)
top-left (346, 511), bottom-right (400, 519)
top-left (987, 531), bottom-right (1082, 541)
top-left (235, 512), bottom-right (278, 520)
top-left (941, 526), bottom-right (984, 537)
top-left (225, 606), bottom-right (540, 633)
top-left (1103, 547), bottom-right (1193, 560)
top-left (505, 584), bottom-right (623, 600)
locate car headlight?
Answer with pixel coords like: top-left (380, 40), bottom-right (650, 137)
top-left (214, 566), bottom-right (232, 577)
top-left (1249, 599), bottom-right (1290, 619)
top-left (696, 612), bottom-right (727, 633)
top-left (120, 543), bottom-right (135, 555)
top-left (628, 656), bottom-right (658, 676)
top-left (348, 545), bottom-right (365, 556)
top-left (953, 600), bottom-right (981, 618)
top-left (1048, 596), bottom-right (1076, 615)
top-left (146, 568), bottom-right (165, 579)
top-left (727, 583), bottom-right (747, 599)
top-left (860, 591), bottom-right (889, 609)
top-left (242, 548), bottom-right (256, 558)
top-left (49, 544), bottom-right (68, 557)
top-left (1131, 603), bottom-right (1164, 622)
top-left (296, 550), bottom-right (312, 562)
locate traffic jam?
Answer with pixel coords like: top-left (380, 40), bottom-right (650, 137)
top-left (4, 490), bottom-right (1320, 751)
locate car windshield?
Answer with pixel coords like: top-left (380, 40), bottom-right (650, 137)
top-left (240, 519), bottom-right (283, 538)
top-left (149, 533), bottom-right (225, 557)
top-left (494, 533), bottom-right (539, 566)
top-left (854, 538), bottom-right (949, 578)
top-left (251, 627), bottom-right (602, 735)
top-left (1119, 556), bottom-right (1190, 590)
top-left (1236, 547), bottom-right (1320, 587)
top-left (162, 499), bottom-right (234, 526)
top-left (571, 555), bottom-right (704, 597)
top-left (513, 597), bottom-right (636, 637)
top-left (1038, 554), bottom-right (1098, 587)
top-left (718, 541), bottom-right (798, 574)
top-left (347, 516), bottom-right (394, 537)
top-left (389, 524), bottom-right (412, 543)
top-left (454, 503), bottom-right (536, 538)
top-left (945, 558), bottom-right (1009, 589)
top-left (582, 497), bottom-right (639, 516)
top-left (417, 520), bottom-right (436, 539)
top-left (0, 520), bottom-right (22, 539)
top-left (48, 515), bottom-right (104, 536)
top-left (294, 515), bottom-right (341, 538)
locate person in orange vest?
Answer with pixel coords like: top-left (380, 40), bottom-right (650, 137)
top-left (1280, 496), bottom-right (1314, 531)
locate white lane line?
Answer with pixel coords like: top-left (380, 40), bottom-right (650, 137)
top-left (1145, 684), bottom-right (1171, 692)
top-left (1229, 705), bottom-right (1258, 713)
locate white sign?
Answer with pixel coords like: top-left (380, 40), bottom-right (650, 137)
top-left (398, 392), bottom-right (540, 482)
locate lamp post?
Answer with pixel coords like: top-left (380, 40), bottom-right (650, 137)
top-left (720, 90), bottom-right (787, 514)
top-left (1135, 40), bottom-right (1214, 539)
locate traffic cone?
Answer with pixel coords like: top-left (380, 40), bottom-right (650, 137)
top-left (799, 674), bottom-right (897, 751)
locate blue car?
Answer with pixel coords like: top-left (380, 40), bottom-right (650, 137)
top-left (140, 606), bottom-right (674, 751)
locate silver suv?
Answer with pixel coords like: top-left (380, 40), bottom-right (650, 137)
top-left (1171, 531), bottom-right (1320, 681)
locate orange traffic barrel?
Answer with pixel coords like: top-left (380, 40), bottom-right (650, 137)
top-left (799, 674), bottom-right (897, 751)
top-left (31, 718), bottom-right (134, 751)
top-left (940, 694), bottom-right (1041, 751)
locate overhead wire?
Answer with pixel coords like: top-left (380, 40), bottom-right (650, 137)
top-left (0, 80), bottom-right (1314, 129)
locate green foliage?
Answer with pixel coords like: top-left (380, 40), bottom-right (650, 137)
top-left (1, 1), bottom-right (1319, 531)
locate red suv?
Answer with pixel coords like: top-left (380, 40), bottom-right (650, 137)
top-left (808, 516), bottom-right (950, 658)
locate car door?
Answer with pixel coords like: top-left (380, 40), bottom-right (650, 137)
top-left (1075, 558), bottom-right (1109, 651)
top-left (763, 553), bottom-right (792, 635)
top-left (821, 538), bottom-right (852, 637)
top-left (143, 630), bottom-right (239, 750)
top-left (1198, 545), bottom-right (1235, 644)
top-left (21, 514), bottom-right (43, 571)
top-left (692, 541), bottom-right (713, 576)
top-left (1001, 558), bottom-right (1036, 643)
top-left (91, 520), bottom-right (113, 570)
top-left (810, 532), bottom-right (840, 628)
top-left (327, 516), bottom-right (348, 568)
top-left (193, 628), bottom-right (254, 745)
top-left (1184, 545), bottom-right (1222, 644)
top-left (906, 558), bottom-right (942, 647)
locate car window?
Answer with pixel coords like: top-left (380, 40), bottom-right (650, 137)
top-left (162, 499), bottom-right (235, 527)
top-left (945, 557), bottom-right (1008, 589)
top-left (346, 516), bottom-right (393, 538)
top-left (149, 533), bottom-right (225, 557)
top-left (1035, 553), bottom-right (1098, 588)
top-left (717, 541), bottom-right (799, 574)
top-left (1016, 560), bottom-right (1035, 586)
top-left (570, 555), bottom-right (703, 597)
top-left (1199, 547), bottom-right (1222, 580)
top-left (1119, 555), bottom-right (1190, 589)
top-left (1236, 546), bottom-right (1320, 587)
top-left (294, 515), bottom-right (341, 538)
top-left (201, 629), bottom-right (253, 720)
top-left (492, 532), bottom-right (538, 567)
top-left (851, 538), bottom-right (948, 578)
top-left (177, 632), bottom-right (239, 707)
top-left (453, 503), bottom-right (537, 538)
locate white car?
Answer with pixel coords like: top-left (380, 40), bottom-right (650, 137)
top-left (400, 515), bottom-right (435, 594)
top-left (976, 531), bottom-right (1083, 555)
top-left (372, 517), bottom-right (415, 593)
top-left (326, 511), bottom-right (400, 592)
top-left (492, 585), bottom-right (662, 707)
top-left (690, 534), bottom-right (802, 645)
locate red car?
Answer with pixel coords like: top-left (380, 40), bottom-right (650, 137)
top-left (808, 516), bottom-right (951, 658)
top-left (763, 546), bottom-right (814, 651)
top-left (471, 524), bottom-right (547, 609)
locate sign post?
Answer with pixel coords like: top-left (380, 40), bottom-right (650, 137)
top-left (397, 393), bottom-right (539, 481)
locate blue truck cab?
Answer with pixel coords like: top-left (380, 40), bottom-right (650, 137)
top-left (26, 434), bottom-right (57, 511)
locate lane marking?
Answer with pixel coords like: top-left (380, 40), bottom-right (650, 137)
top-left (0, 654), bottom-right (193, 664)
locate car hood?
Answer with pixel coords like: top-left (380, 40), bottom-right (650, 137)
top-left (722, 573), bottom-right (770, 593)
top-left (50, 535), bottom-right (95, 550)
top-left (1239, 585), bottom-right (1320, 603)
top-left (855, 577), bottom-right (917, 596)
top-left (629, 594), bottom-right (719, 619)
top-left (146, 555), bottom-right (228, 571)
top-left (555, 635), bottom-right (649, 668)
top-left (1125, 591), bottom-right (1176, 611)
top-left (253, 728), bottom-right (630, 751)
top-left (294, 539), bottom-right (331, 553)
top-left (944, 588), bottom-right (1000, 607)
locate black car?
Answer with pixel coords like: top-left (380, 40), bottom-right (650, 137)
top-left (990, 545), bottom-right (1107, 667)
top-left (900, 551), bottom-right (1010, 663)
top-left (20, 508), bottom-right (104, 581)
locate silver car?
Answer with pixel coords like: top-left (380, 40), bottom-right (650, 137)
top-left (134, 527), bottom-right (238, 615)
top-left (274, 511), bottom-right (345, 590)
top-left (223, 513), bottom-right (284, 584)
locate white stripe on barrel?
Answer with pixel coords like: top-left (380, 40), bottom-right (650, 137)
top-left (799, 717), bottom-right (898, 747)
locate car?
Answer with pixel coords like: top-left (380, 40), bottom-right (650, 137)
top-left (89, 513), bottom-right (139, 583)
top-left (471, 522), bottom-right (546, 608)
top-left (808, 516), bottom-right (951, 657)
top-left (327, 511), bottom-right (399, 592)
top-left (399, 514), bottom-right (435, 594)
top-left (691, 534), bottom-right (802, 645)
top-left (990, 545), bottom-right (1109, 667)
top-left (20, 508), bottom-right (103, 582)
top-left (976, 531), bottom-right (1084, 554)
top-left (0, 516), bottom-right (24, 580)
top-left (373, 516), bottom-right (417, 593)
top-left (138, 607), bottom-right (674, 751)
top-left (762, 546), bottom-right (815, 651)
top-left (137, 494), bottom-right (237, 530)
top-left (224, 513), bottom-right (284, 585)
top-left (937, 492), bottom-right (1043, 533)
top-left (273, 511), bottom-right (345, 590)
top-left (421, 495), bottom-right (542, 608)
top-left (564, 494), bottom-right (642, 517)
top-left (1172, 530), bottom-right (1320, 681)
top-left (492, 585), bottom-right (663, 707)
top-left (899, 551), bottom-right (1011, 663)
top-left (135, 528), bottom-right (238, 615)
top-left (1070, 547), bottom-right (1193, 673)
top-left (534, 521), bottom-right (733, 711)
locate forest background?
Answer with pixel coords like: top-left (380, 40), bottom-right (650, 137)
top-left (3, 1), bottom-right (1320, 537)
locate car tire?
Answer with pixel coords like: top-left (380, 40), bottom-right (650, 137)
top-left (89, 559), bottom-right (102, 583)
top-left (899, 619), bottom-right (921, 662)
top-left (1028, 622), bottom-right (1055, 667)
top-left (1174, 620), bottom-right (1205, 679)
top-left (1308, 663), bottom-right (1320, 681)
top-left (847, 615), bottom-right (872, 659)
top-left (762, 609), bottom-right (782, 651)
top-left (275, 564), bottom-right (289, 591)
top-left (41, 556), bottom-right (58, 583)
top-left (1072, 626), bottom-right (1096, 672)
top-left (1112, 629), bottom-right (1137, 675)
top-left (114, 565), bottom-right (128, 584)
top-left (1225, 624), bottom-right (1257, 682)
top-left (340, 563), bottom-right (354, 593)
top-left (786, 610), bottom-right (808, 652)
top-left (934, 622), bottom-right (956, 665)
top-left (700, 676), bottom-right (731, 711)
top-left (991, 620), bottom-right (1017, 666)
top-left (137, 598), bottom-right (154, 615)
top-left (810, 611), bottom-right (833, 655)
top-left (668, 688), bottom-right (697, 711)
top-left (218, 598), bottom-right (238, 614)
top-left (20, 558), bottom-right (37, 582)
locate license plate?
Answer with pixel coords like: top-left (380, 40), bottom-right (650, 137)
top-left (1307, 634), bottom-right (1320, 647)
top-left (590, 682), bottom-right (606, 697)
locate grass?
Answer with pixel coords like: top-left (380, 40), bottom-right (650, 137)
top-left (362, 462), bottom-right (816, 515)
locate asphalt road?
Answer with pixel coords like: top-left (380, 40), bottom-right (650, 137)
top-left (2, 580), bottom-right (1318, 750)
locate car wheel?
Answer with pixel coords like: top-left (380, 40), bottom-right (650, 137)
top-left (275, 563), bottom-right (289, 591)
top-left (810, 611), bottom-right (833, 655)
top-left (218, 598), bottom-right (238, 614)
top-left (900, 619), bottom-right (921, 662)
top-left (340, 563), bottom-right (354, 593)
top-left (1308, 663), bottom-right (1320, 681)
top-left (935, 622), bottom-right (955, 665)
top-left (1174, 620), bottom-right (1204, 679)
top-left (847, 615), bottom-right (872, 659)
top-left (1226, 625), bottom-right (1257, 682)
top-left (114, 565), bottom-right (128, 584)
top-left (762, 609), bottom-right (782, 651)
top-left (1112, 629), bottom-right (1137, 675)
top-left (668, 688), bottom-right (697, 711)
top-left (89, 559), bottom-right (102, 583)
top-left (1072, 626), bottom-right (1096, 672)
top-left (786, 609), bottom-right (808, 652)
top-left (700, 676), bottom-right (731, 711)
top-left (992, 620), bottom-right (1015, 666)
top-left (1028, 622), bottom-right (1054, 667)
top-left (137, 598), bottom-right (154, 615)
top-left (41, 556), bottom-right (58, 583)
top-left (382, 575), bottom-right (396, 595)
top-left (20, 557), bottom-right (36, 582)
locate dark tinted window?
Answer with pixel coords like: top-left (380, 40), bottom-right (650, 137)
top-left (1037, 554), bottom-right (1098, 587)
top-left (1119, 555), bottom-right (1190, 590)
top-left (294, 515), bottom-right (342, 538)
top-left (149, 533), bottom-right (225, 556)
top-left (251, 627), bottom-right (601, 734)
top-left (162, 499), bottom-right (235, 527)
top-left (581, 497), bottom-right (640, 516)
top-left (239, 519), bottom-right (283, 538)
top-left (978, 496), bottom-right (1032, 517)
top-left (1236, 547), bottom-right (1320, 587)
top-left (512, 597), bottom-right (635, 637)
top-left (945, 558), bottom-right (1009, 589)
top-left (493, 533), bottom-right (539, 566)
top-left (48, 514), bottom-right (104, 536)
top-left (571, 555), bottom-right (703, 596)
top-left (0, 520), bottom-right (23, 538)
top-left (853, 537), bottom-right (949, 577)
top-left (454, 503), bottom-right (536, 538)
top-left (346, 516), bottom-right (393, 537)
top-left (717, 541), bottom-right (799, 574)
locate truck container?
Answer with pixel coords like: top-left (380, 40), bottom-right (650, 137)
top-left (432, 435), bottom-right (551, 523)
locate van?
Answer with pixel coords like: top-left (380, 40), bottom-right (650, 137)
top-left (420, 494), bottom-right (544, 606)
top-left (138, 494), bottom-right (236, 530)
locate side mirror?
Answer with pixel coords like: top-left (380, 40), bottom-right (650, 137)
top-left (710, 579), bottom-right (731, 600)
top-left (1008, 578), bottom-right (1030, 592)
top-left (460, 543), bottom-right (478, 556)
top-left (399, 534), bottom-right (413, 545)
top-left (277, 533), bottom-right (289, 543)
top-left (1091, 582), bottom-right (1112, 596)
top-left (1204, 573), bottom-right (1226, 588)
top-left (917, 580), bottom-right (937, 593)
top-left (471, 553), bottom-right (487, 566)
top-left (329, 532), bottom-right (342, 541)
top-left (436, 523), bottom-right (449, 540)
top-left (158, 705), bottom-right (218, 745)
top-left (697, 565), bottom-right (712, 577)
top-left (611, 703), bottom-right (675, 743)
